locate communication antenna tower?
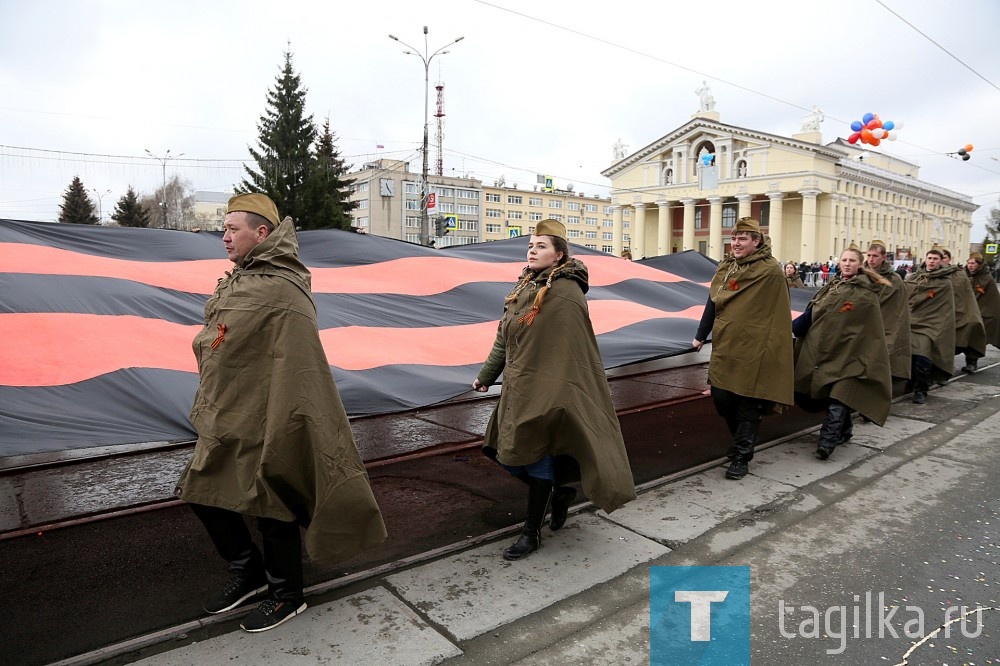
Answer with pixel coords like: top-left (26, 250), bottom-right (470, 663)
top-left (434, 80), bottom-right (445, 176)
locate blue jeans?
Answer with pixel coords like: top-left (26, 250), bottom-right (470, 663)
top-left (501, 454), bottom-right (554, 481)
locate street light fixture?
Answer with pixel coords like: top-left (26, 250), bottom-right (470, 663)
top-left (90, 188), bottom-right (111, 225)
top-left (144, 148), bottom-right (185, 229)
top-left (389, 27), bottom-right (464, 247)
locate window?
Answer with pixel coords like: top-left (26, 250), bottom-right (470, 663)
top-left (528, 212), bottom-right (543, 221)
top-left (485, 193), bottom-right (501, 202)
top-left (508, 195), bottom-right (523, 204)
top-left (486, 223), bottom-right (501, 233)
top-left (568, 229), bottom-right (581, 238)
top-left (585, 244), bottom-right (597, 250)
top-left (623, 234), bottom-right (631, 242)
top-left (529, 197), bottom-right (542, 206)
top-left (405, 182), bottom-right (420, 194)
top-left (406, 233), bottom-right (420, 243)
top-left (603, 206), bottom-right (613, 214)
top-left (354, 182), bottom-right (370, 192)
top-left (486, 208), bottom-right (502, 218)
top-left (698, 240), bottom-right (707, 254)
top-left (457, 204), bottom-right (479, 215)
top-left (548, 213), bottom-right (563, 221)
top-left (405, 216), bottom-right (420, 228)
top-left (695, 209), bottom-right (703, 229)
top-left (508, 210), bottom-right (523, 220)
top-left (584, 203), bottom-right (597, 212)
top-left (549, 200), bottom-right (562, 209)
top-left (438, 202), bottom-right (454, 213)
top-left (457, 189), bottom-right (479, 199)
top-left (586, 217), bottom-right (598, 226)
top-left (568, 216), bottom-right (580, 225)
top-left (722, 206), bottom-right (737, 228)
top-left (568, 202), bottom-right (580, 211)
top-left (357, 200), bottom-right (369, 209)
top-left (603, 219), bottom-right (613, 227)
top-left (585, 231), bottom-right (597, 239)
top-left (457, 220), bottom-right (478, 231)
top-left (602, 232), bottom-right (613, 240)
top-left (602, 245), bottom-right (614, 253)
top-left (356, 216), bottom-right (369, 227)
top-left (406, 199), bottom-right (419, 210)
top-left (433, 187), bottom-right (455, 197)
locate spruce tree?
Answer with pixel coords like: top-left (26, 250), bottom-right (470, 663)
top-left (111, 186), bottom-right (152, 228)
top-left (239, 49), bottom-right (316, 224)
top-left (58, 176), bottom-right (99, 224)
top-left (300, 117), bottom-right (357, 229)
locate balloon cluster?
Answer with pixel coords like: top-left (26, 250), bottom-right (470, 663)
top-left (956, 144), bottom-right (974, 161)
top-left (847, 113), bottom-right (902, 147)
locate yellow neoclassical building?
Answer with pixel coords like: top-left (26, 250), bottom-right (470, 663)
top-left (602, 106), bottom-right (978, 263)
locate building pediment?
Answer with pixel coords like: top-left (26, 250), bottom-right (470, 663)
top-left (602, 118), bottom-right (844, 178)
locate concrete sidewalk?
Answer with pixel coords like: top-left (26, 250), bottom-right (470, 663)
top-left (89, 352), bottom-right (1000, 665)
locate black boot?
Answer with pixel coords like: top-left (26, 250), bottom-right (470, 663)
top-left (189, 504), bottom-right (267, 614)
top-left (504, 478), bottom-right (552, 560)
top-left (840, 410), bottom-right (854, 445)
top-left (725, 419), bottom-right (758, 480)
top-left (912, 356), bottom-right (931, 404)
top-left (816, 402), bottom-right (849, 459)
top-left (963, 355), bottom-right (978, 374)
top-left (549, 486), bottom-right (577, 531)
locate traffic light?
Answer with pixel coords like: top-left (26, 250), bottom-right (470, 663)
top-left (434, 216), bottom-right (449, 236)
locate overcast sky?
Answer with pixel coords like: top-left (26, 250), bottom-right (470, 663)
top-left (1, 0), bottom-right (998, 238)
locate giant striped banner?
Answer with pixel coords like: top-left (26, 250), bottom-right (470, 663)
top-left (1, 219), bottom-right (806, 457)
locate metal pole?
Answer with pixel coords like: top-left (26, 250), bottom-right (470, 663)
top-left (388, 28), bottom-right (463, 246)
top-left (145, 149), bottom-right (184, 229)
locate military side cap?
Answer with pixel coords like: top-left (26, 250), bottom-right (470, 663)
top-left (869, 239), bottom-right (887, 250)
top-left (970, 252), bottom-right (985, 261)
top-left (227, 193), bottom-right (280, 227)
top-left (735, 217), bottom-right (760, 233)
top-left (535, 218), bottom-right (567, 239)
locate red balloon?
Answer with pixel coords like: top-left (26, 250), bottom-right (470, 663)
top-left (848, 132), bottom-right (861, 144)
top-left (866, 119), bottom-right (880, 130)
top-left (870, 137), bottom-right (881, 147)
top-left (861, 128), bottom-right (873, 143)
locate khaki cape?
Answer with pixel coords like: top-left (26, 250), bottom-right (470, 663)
top-left (794, 273), bottom-right (893, 425)
top-left (906, 266), bottom-right (956, 382)
top-left (477, 259), bottom-right (636, 513)
top-left (176, 217), bottom-right (387, 563)
top-left (942, 264), bottom-right (987, 355)
top-left (865, 261), bottom-right (912, 379)
top-left (968, 264), bottom-right (1000, 348)
top-left (707, 239), bottom-right (794, 410)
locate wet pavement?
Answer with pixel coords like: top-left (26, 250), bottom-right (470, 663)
top-left (89, 349), bottom-right (1000, 666)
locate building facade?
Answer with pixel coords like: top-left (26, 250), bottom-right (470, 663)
top-left (347, 159), bottom-right (615, 251)
top-left (601, 108), bottom-right (978, 263)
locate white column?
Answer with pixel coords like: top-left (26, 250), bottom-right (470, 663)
top-left (708, 195), bottom-right (724, 260)
top-left (799, 189), bottom-right (820, 261)
top-left (632, 202), bottom-right (647, 258)
top-left (656, 199), bottom-right (671, 256)
top-left (681, 198), bottom-right (696, 251)
top-left (612, 205), bottom-right (623, 256)
top-left (736, 193), bottom-right (752, 219)
top-left (767, 192), bottom-right (784, 261)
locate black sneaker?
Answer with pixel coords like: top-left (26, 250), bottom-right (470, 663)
top-left (725, 459), bottom-right (749, 480)
top-left (815, 447), bottom-right (832, 460)
top-left (240, 598), bottom-right (307, 633)
top-left (204, 575), bottom-right (268, 615)
top-left (912, 391), bottom-right (927, 405)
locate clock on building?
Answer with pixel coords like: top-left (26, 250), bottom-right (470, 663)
top-left (380, 178), bottom-right (395, 197)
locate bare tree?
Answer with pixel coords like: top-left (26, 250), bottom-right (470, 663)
top-left (141, 175), bottom-right (196, 230)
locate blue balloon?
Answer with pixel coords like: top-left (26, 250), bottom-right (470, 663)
top-left (882, 120), bottom-right (894, 131)
top-left (862, 112), bottom-right (875, 124)
top-left (851, 121), bottom-right (863, 132)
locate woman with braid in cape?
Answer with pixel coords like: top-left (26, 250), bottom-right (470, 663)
top-left (473, 219), bottom-right (636, 561)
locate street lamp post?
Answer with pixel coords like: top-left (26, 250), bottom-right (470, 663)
top-left (144, 148), bottom-right (185, 229)
top-left (90, 188), bottom-right (111, 225)
top-left (389, 27), bottom-right (463, 246)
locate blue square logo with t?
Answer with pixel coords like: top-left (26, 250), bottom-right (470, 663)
top-left (650, 566), bottom-right (750, 665)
